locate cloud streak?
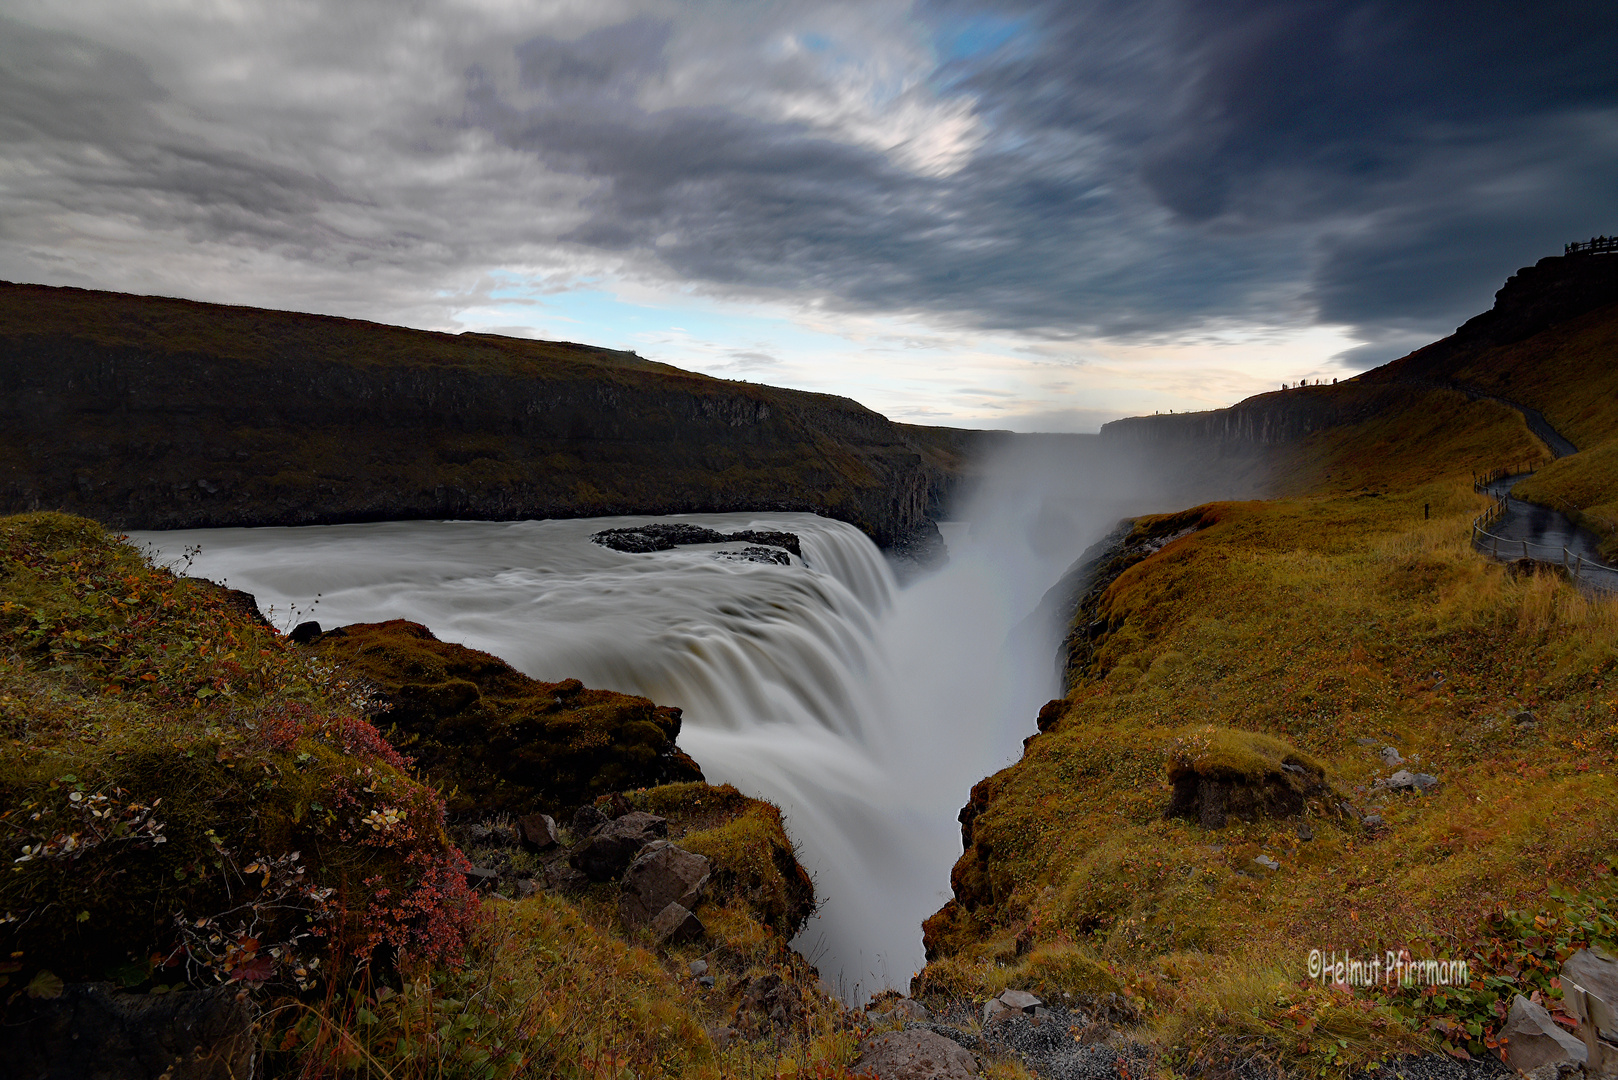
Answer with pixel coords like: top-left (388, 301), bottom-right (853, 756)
top-left (1, 0), bottom-right (1615, 406)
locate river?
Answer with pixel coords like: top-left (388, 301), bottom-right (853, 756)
top-left (131, 438), bottom-right (1225, 999)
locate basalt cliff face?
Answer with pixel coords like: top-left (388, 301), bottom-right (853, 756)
top-left (0, 282), bottom-right (993, 547)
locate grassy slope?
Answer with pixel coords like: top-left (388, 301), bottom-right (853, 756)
top-left (1376, 298), bottom-right (1618, 558)
top-left (0, 514), bottom-right (884, 1079)
top-left (916, 385), bottom-right (1618, 1074)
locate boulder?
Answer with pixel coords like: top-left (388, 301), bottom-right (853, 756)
top-left (732, 972), bottom-right (807, 1038)
top-left (1379, 746), bottom-right (1404, 766)
top-left (289, 620), bottom-right (322, 644)
top-left (1384, 770), bottom-right (1438, 793)
top-left (649, 902), bottom-right (705, 944)
top-left (0, 982), bottom-right (255, 1080)
top-left (619, 842), bottom-right (711, 929)
top-left (568, 812), bottom-right (669, 882)
top-left (982, 998), bottom-right (1013, 1026)
top-left (997, 989), bottom-right (1042, 1014)
top-left (1504, 994), bottom-right (1588, 1073)
top-left (1563, 949), bottom-right (1618, 1041)
top-left (886, 998), bottom-right (932, 1023)
top-left (517, 812), bottom-right (560, 850)
top-left (855, 1029), bottom-right (980, 1080)
top-left (571, 804), bottom-right (608, 835)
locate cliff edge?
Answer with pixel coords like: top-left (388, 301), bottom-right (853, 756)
top-left (0, 282), bottom-right (994, 547)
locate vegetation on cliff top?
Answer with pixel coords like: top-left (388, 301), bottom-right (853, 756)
top-left (918, 379), bottom-right (1618, 1074)
top-left (0, 513), bottom-right (880, 1078)
top-left (0, 281), bottom-right (990, 546)
top-left (306, 620), bottom-right (703, 816)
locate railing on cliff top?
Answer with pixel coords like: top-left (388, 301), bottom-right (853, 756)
top-left (1565, 235), bottom-right (1618, 255)
top-left (1469, 467), bottom-right (1618, 592)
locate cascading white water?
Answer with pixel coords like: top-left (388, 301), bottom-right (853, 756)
top-left (132, 437), bottom-right (1244, 1000)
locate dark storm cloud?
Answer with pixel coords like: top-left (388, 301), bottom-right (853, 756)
top-left (3, 1), bottom-right (1616, 360)
top-left (466, 0), bottom-right (1618, 352)
top-left (0, 18), bottom-right (345, 249)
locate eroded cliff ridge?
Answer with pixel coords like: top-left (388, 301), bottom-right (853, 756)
top-left (0, 281), bottom-right (990, 547)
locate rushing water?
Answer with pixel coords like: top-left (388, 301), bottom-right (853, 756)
top-left (132, 437), bottom-right (1235, 999)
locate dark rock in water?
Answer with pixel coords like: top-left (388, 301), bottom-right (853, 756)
top-left (714, 545), bottom-right (791, 565)
top-left (289, 620), bottom-right (323, 644)
top-left (619, 842), bottom-right (711, 928)
top-left (590, 523), bottom-right (802, 557)
top-left (1, 982), bottom-right (255, 1080)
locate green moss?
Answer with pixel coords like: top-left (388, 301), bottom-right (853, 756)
top-left (311, 621), bottom-right (702, 815)
top-left (0, 514), bottom-right (477, 991)
top-left (1166, 725), bottom-right (1325, 788)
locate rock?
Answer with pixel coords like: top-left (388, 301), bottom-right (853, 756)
top-left (889, 998), bottom-right (931, 1022)
top-left (571, 804), bottom-right (608, 835)
top-left (698, 976), bottom-right (715, 990)
top-left (1379, 746), bottom-right (1404, 766)
top-left (714, 546), bottom-right (791, 566)
top-left (983, 998), bottom-right (1013, 1025)
top-left (649, 902), bottom-right (705, 944)
top-left (516, 812), bottom-right (560, 850)
top-left (732, 973), bottom-right (806, 1038)
top-left (1385, 770), bottom-right (1438, 793)
top-left (997, 989), bottom-right (1042, 1014)
top-left (1362, 814), bottom-right (1384, 831)
top-left (515, 878), bottom-right (541, 898)
top-left (464, 866), bottom-right (499, 886)
top-left (289, 620), bottom-right (322, 644)
top-left (1563, 948), bottom-right (1618, 1040)
top-left (619, 843), bottom-right (711, 929)
top-left (1254, 854), bottom-right (1280, 871)
top-left (689, 959), bottom-right (709, 977)
top-left (0, 982), bottom-right (256, 1080)
top-left (855, 1029), bottom-right (980, 1080)
top-left (545, 863), bottom-right (590, 893)
top-left (1075, 1020), bottom-right (1113, 1045)
top-left (1504, 994), bottom-right (1588, 1073)
top-left (1516, 710), bottom-right (1540, 727)
top-left (1355, 737), bottom-right (1378, 747)
top-left (1296, 821), bottom-right (1314, 841)
top-left (706, 1025), bottom-right (740, 1050)
top-left (568, 812), bottom-right (669, 882)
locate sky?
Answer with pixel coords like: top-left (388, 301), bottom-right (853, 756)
top-left (2, 1), bottom-right (1616, 432)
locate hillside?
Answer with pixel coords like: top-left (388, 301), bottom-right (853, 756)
top-left (915, 252), bottom-right (1618, 1075)
top-left (0, 513), bottom-right (878, 1079)
top-left (0, 282), bottom-right (997, 549)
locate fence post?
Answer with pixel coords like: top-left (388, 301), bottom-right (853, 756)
top-left (1576, 555), bottom-right (1583, 582)
top-left (1523, 539), bottom-right (1530, 560)
top-left (1493, 534), bottom-right (1499, 557)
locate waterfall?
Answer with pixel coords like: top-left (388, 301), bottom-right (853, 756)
top-left (131, 439), bottom-right (1241, 999)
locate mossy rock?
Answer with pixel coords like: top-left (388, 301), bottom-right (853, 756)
top-left (1164, 725), bottom-right (1334, 828)
top-left (632, 782), bottom-right (816, 940)
top-left (308, 621), bottom-right (703, 816)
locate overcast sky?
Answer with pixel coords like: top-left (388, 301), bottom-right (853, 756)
top-left (3, 1), bottom-right (1615, 430)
